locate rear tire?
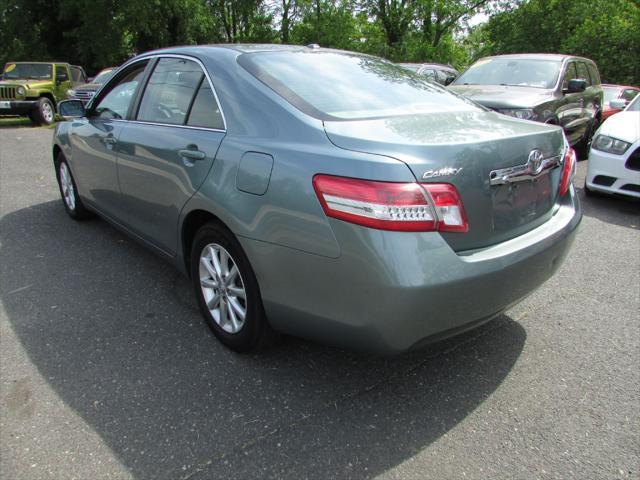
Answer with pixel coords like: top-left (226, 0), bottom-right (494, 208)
top-left (55, 153), bottom-right (92, 220)
top-left (191, 222), bottom-right (276, 352)
top-left (32, 97), bottom-right (55, 125)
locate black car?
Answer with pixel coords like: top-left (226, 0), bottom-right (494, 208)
top-left (449, 54), bottom-right (603, 157)
top-left (68, 67), bottom-right (116, 103)
top-left (399, 63), bottom-right (459, 86)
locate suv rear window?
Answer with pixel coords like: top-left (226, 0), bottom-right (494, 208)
top-left (587, 64), bottom-right (600, 85)
top-left (239, 51), bottom-right (477, 121)
top-left (576, 63), bottom-right (591, 86)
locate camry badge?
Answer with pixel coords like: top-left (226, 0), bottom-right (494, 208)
top-left (422, 167), bottom-right (463, 179)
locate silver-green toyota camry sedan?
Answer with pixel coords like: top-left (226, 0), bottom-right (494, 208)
top-left (53, 45), bottom-right (581, 354)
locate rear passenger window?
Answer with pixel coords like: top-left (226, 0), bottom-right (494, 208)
top-left (137, 58), bottom-right (204, 125)
top-left (186, 82), bottom-right (224, 129)
top-left (587, 64), bottom-right (600, 85)
top-left (562, 63), bottom-right (577, 89)
top-left (576, 63), bottom-right (591, 86)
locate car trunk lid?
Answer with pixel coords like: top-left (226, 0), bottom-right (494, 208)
top-left (324, 110), bottom-right (566, 251)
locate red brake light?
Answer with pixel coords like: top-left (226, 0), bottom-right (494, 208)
top-left (312, 174), bottom-right (468, 232)
top-left (559, 147), bottom-right (576, 196)
top-left (423, 183), bottom-right (469, 232)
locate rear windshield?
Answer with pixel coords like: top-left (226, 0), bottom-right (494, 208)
top-left (455, 58), bottom-right (561, 89)
top-left (239, 51), bottom-right (478, 120)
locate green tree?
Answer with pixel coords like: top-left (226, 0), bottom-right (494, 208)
top-left (478, 0), bottom-right (640, 84)
top-left (290, 0), bottom-right (359, 49)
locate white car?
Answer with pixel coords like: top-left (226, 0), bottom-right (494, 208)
top-left (585, 95), bottom-right (640, 198)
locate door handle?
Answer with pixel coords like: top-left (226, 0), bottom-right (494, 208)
top-left (179, 148), bottom-right (206, 161)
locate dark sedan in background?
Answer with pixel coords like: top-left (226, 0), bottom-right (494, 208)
top-left (449, 54), bottom-right (603, 157)
top-left (68, 67), bottom-right (116, 103)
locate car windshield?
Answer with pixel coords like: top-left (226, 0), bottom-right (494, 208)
top-left (602, 86), bottom-right (622, 104)
top-left (626, 95), bottom-right (640, 112)
top-left (239, 51), bottom-right (478, 120)
top-left (3, 63), bottom-right (52, 80)
top-left (93, 69), bottom-right (114, 84)
top-left (455, 58), bottom-right (561, 89)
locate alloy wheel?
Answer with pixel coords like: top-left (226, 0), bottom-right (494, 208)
top-left (42, 102), bottom-right (54, 123)
top-left (59, 162), bottom-right (76, 211)
top-left (198, 243), bottom-right (247, 334)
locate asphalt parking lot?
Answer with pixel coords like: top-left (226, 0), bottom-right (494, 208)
top-left (0, 126), bottom-right (638, 480)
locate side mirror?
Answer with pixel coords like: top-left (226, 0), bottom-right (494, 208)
top-left (444, 76), bottom-right (456, 86)
top-left (58, 99), bottom-right (85, 118)
top-left (609, 99), bottom-right (627, 110)
top-left (565, 79), bottom-right (587, 93)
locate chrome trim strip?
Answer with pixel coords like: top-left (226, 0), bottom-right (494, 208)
top-left (125, 119), bottom-right (226, 134)
top-left (489, 154), bottom-right (562, 186)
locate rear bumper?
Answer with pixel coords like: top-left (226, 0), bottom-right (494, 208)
top-left (240, 186), bottom-right (582, 354)
top-left (586, 145), bottom-right (640, 198)
top-left (0, 100), bottom-right (38, 115)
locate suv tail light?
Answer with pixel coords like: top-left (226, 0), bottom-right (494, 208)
top-left (559, 147), bottom-right (577, 196)
top-left (312, 174), bottom-right (468, 232)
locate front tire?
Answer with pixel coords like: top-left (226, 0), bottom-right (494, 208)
top-left (32, 97), bottom-right (55, 126)
top-left (191, 222), bottom-right (275, 352)
top-left (55, 154), bottom-right (92, 220)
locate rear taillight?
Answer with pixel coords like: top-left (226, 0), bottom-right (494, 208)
top-left (424, 183), bottom-right (469, 232)
top-left (559, 147), bottom-right (576, 196)
top-left (312, 174), bottom-right (468, 232)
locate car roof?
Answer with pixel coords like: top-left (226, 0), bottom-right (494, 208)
top-left (480, 53), bottom-right (595, 64)
top-left (133, 44), bottom-right (377, 62)
top-left (5, 61), bottom-right (71, 65)
top-left (602, 83), bottom-right (639, 89)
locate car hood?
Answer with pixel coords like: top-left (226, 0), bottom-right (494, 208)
top-left (597, 111), bottom-right (640, 144)
top-left (448, 84), bottom-right (554, 109)
top-left (74, 83), bottom-right (103, 91)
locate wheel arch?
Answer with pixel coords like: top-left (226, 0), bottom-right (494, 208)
top-left (39, 92), bottom-right (56, 109)
top-left (53, 144), bottom-right (63, 165)
top-left (181, 209), bottom-right (228, 277)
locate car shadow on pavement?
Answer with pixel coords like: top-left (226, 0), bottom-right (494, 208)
top-left (1, 200), bottom-right (526, 480)
top-left (576, 185), bottom-right (640, 230)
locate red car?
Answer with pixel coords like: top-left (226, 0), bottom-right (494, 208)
top-left (602, 84), bottom-right (639, 120)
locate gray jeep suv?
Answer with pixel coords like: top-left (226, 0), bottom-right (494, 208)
top-left (449, 54), bottom-right (603, 157)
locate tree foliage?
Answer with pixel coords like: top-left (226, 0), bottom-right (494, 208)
top-left (477, 0), bottom-right (640, 84)
top-left (0, 0), bottom-right (637, 84)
